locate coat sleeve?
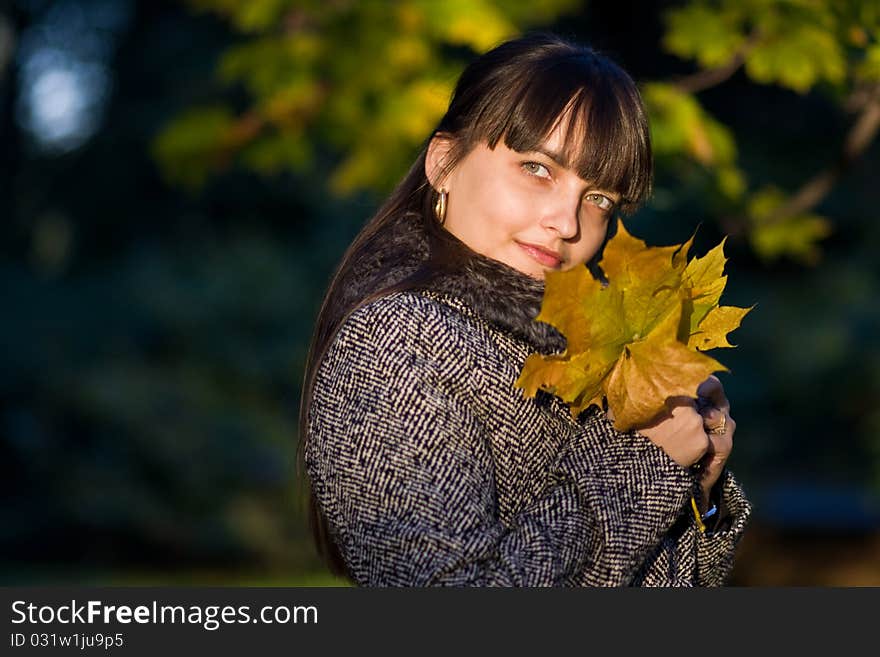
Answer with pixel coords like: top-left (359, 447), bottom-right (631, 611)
top-left (559, 413), bottom-right (699, 586)
top-left (305, 298), bottom-right (696, 586)
top-left (693, 469), bottom-right (752, 586)
top-left (626, 466), bottom-right (752, 586)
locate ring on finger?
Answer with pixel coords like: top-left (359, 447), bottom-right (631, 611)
top-left (707, 413), bottom-right (727, 435)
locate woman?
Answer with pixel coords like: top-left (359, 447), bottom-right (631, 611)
top-left (297, 32), bottom-right (751, 586)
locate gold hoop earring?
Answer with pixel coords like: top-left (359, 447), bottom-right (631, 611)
top-left (434, 188), bottom-right (448, 225)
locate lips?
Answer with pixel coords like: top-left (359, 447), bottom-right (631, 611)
top-left (517, 241), bottom-right (563, 268)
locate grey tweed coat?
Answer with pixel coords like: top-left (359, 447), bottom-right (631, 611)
top-left (305, 216), bottom-right (752, 587)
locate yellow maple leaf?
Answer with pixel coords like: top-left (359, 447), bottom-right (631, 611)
top-left (681, 235), bottom-right (756, 350)
top-left (687, 305), bottom-right (753, 350)
top-left (682, 237), bottom-right (728, 332)
top-left (515, 221), bottom-right (753, 432)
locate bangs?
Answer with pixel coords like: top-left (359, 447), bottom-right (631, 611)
top-left (456, 49), bottom-right (652, 213)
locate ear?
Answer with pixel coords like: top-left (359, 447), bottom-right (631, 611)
top-left (425, 133), bottom-right (455, 189)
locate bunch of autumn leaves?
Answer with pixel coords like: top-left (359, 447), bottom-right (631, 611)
top-left (516, 222), bottom-right (754, 433)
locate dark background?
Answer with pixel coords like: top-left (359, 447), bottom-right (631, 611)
top-left (2, 0), bottom-right (878, 585)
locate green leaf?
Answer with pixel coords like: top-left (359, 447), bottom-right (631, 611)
top-left (187, 0), bottom-right (291, 34)
top-left (856, 43), bottom-right (880, 82)
top-left (745, 21), bottom-right (846, 92)
top-left (747, 186), bottom-right (833, 264)
top-left (663, 3), bottom-right (746, 68)
top-left (152, 106), bottom-right (238, 190)
top-left (643, 83), bottom-right (740, 168)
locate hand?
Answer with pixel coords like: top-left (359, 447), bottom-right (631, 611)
top-left (633, 396), bottom-right (711, 471)
top-left (606, 375), bottom-right (736, 512)
top-left (694, 375), bottom-right (736, 510)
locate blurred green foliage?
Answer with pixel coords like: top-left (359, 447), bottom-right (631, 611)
top-left (156, 0), bottom-right (880, 265)
top-left (658, 0), bottom-right (880, 264)
top-left (155, 0), bottom-right (580, 194)
top-left (2, 235), bottom-right (325, 578)
top-left (643, 81), bottom-right (745, 200)
top-left (746, 186), bottom-right (832, 264)
top-left (4, 0), bottom-right (880, 586)
top-left (664, 0), bottom-right (851, 91)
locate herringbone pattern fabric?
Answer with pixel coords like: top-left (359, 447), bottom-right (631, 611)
top-left (305, 289), bottom-right (751, 586)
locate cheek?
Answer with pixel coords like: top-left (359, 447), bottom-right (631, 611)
top-left (493, 175), bottom-right (546, 228)
top-left (573, 222), bottom-right (609, 262)
top-left (493, 194), bottom-right (535, 233)
top-left (465, 174), bottom-right (533, 232)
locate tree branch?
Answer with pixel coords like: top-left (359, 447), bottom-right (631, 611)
top-left (671, 32), bottom-right (762, 94)
top-left (765, 81), bottom-right (880, 226)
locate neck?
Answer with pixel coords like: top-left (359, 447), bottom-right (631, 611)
top-left (345, 211), bottom-right (568, 355)
top-left (424, 229), bottom-right (568, 354)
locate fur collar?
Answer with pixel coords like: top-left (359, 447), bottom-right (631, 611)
top-left (346, 211), bottom-right (568, 355)
top-left (419, 235), bottom-right (568, 356)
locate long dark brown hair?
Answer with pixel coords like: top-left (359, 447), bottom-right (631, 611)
top-left (295, 32), bottom-right (654, 581)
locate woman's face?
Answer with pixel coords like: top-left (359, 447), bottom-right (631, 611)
top-left (428, 123), bottom-right (621, 281)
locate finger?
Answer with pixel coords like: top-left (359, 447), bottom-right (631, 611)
top-left (643, 396), bottom-right (696, 427)
top-left (704, 435), bottom-right (718, 458)
top-left (694, 435), bottom-right (718, 474)
top-left (666, 395), bottom-right (698, 410)
top-left (696, 375), bottom-right (730, 413)
top-left (696, 375), bottom-right (722, 400)
top-left (699, 406), bottom-right (727, 433)
top-left (705, 415), bottom-right (733, 464)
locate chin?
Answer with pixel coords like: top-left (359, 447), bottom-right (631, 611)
top-left (504, 245), bottom-right (549, 280)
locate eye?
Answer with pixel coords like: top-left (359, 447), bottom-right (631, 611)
top-left (521, 161), bottom-right (551, 179)
top-left (584, 192), bottom-right (615, 212)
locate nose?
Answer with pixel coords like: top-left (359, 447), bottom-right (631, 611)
top-left (539, 193), bottom-right (580, 240)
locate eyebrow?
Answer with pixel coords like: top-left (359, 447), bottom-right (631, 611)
top-left (527, 147), bottom-right (622, 203)
top-left (530, 146), bottom-right (567, 168)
